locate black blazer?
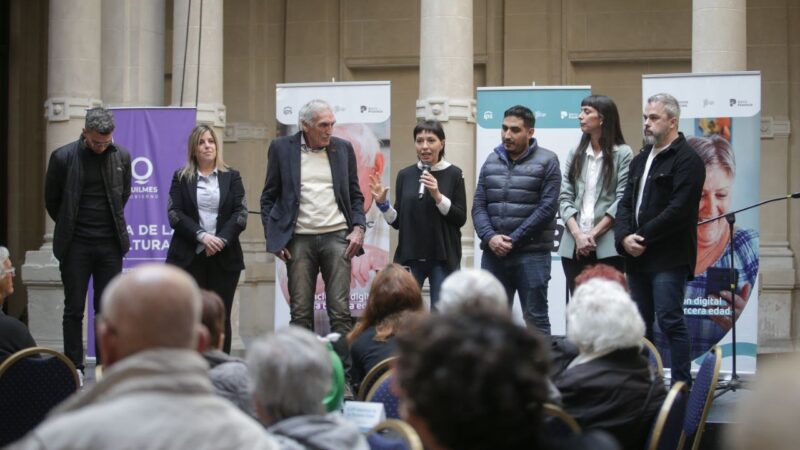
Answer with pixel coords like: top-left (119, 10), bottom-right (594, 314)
top-left (166, 168), bottom-right (247, 271)
top-left (260, 132), bottom-right (366, 254)
top-left (614, 133), bottom-right (705, 275)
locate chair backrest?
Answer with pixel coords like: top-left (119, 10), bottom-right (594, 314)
top-left (368, 418), bottom-right (424, 450)
top-left (357, 356), bottom-right (396, 401)
top-left (366, 370), bottom-right (401, 419)
top-left (0, 347), bottom-right (79, 446)
top-left (646, 381), bottom-right (688, 450)
top-left (642, 337), bottom-right (665, 378)
top-left (680, 345), bottom-right (722, 450)
top-left (542, 403), bottom-right (581, 438)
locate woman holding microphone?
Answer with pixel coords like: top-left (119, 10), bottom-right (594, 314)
top-left (166, 124), bottom-right (247, 353)
top-left (370, 120), bottom-right (467, 309)
top-left (558, 95), bottom-right (632, 297)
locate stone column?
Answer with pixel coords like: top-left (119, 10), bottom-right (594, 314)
top-left (22, 0), bottom-right (104, 348)
top-left (171, 0), bottom-right (226, 130)
top-left (416, 0), bottom-right (476, 271)
top-left (221, 1), bottom-right (285, 349)
top-left (172, 0), bottom-right (242, 351)
top-left (102, 0), bottom-right (166, 106)
top-left (692, 0), bottom-right (746, 72)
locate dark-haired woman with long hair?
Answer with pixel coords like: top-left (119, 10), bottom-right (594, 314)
top-left (558, 95), bottom-right (632, 297)
top-left (369, 120), bottom-right (467, 308)
top-left (347, 263), bottom-right (424, 391)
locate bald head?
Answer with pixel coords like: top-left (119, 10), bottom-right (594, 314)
top-left (99, 264), bottom-right (202, 366)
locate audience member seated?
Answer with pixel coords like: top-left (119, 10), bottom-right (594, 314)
top-left (0, 246), bottom-right (36, 364)
top-left (573, 262), bottom-right (629, 291)
top-left (553, 277), bottom-right (665, 450)
top-left (394, 311), bottom-right (553, 450)
top-left (248, 326), bottom-right (369, 450)
top-left (9, 264), bottom-right (278, 450)
top-left (551, 263), bottom-right (631, 374)
top-left (436, 268), bottom-right (509, 317)
top-left (439, 268), bottom-right (562, 404)
top-left (728, 354), bottom-right (800, 450)
top-left (200, 289), bottom-right (254, 417)
top-left (347, 264), bottom-right (423, 392)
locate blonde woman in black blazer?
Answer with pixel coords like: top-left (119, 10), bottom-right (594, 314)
top-left (166, 124), bottom-right (247, 353)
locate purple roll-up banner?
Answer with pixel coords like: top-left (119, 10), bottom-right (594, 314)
top-left (87, 108), bottom-right (197, 357)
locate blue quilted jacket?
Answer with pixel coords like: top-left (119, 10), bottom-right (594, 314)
top-left (472, 138), bottom-right (561, 254)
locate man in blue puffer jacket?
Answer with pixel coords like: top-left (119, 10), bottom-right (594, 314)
top-left (472, 105), bottom-right (561, 334)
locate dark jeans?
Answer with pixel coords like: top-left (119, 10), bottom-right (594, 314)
top-left (406, 260), bottom-right (452, 310)
top-left (286, 230), bottom-right (354, 378)
top-left (186, 252), bottom-right (241, 354)
top-left (59, 238), bottom-right (122, 371)
top-left (561, 253), bottom-right (625, 299)
top-left (481, 250), bottom-right (551, 335)
top-left (628, 268), bottom-right (692, 384)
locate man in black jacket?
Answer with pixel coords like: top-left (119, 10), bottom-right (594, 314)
top-left (614, 93), bottom-right (705, 384)
top-left (45, 107), bottom-right (131, 373)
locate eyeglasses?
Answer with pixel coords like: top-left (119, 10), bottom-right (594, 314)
top-left (2, 266), bottom-right (14, 276)
top-left (86, 137), bottom-right (113, 149)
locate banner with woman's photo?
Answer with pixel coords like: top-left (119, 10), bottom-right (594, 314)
top-left (643, 72), bottom-right (761, 374)
top-left (273, 82), bottom-right (391, 334)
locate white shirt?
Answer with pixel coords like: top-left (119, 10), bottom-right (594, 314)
top-left (579, 146), bottom-right (603, 234)
top-left (196, 169), bottom-right (220, 253)
top-left (635, 141), bottom-right (671, 225)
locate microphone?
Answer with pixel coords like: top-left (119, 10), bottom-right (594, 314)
top-left (418, 164), bottom-right (432, 199)
top-left (791, 192), bottom-right (800, 199)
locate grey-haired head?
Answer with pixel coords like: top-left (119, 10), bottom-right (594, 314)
top-left (297, 99), bottom-right (333, 129)
top-left (646, 93), bottom-right (681, 120)
top-left (85, 108), bottom-right (116, 134)
top-left (0, 246), bottom-right (9, 277)
top-left (247, 326), bottom-right (332, 425)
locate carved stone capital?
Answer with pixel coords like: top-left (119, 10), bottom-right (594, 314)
top-left (196, 102), bottom-right (227, 128)
top-left (224, 122), bottom-right (269, 143)
top-left (44, 97), bottom-right (103, 122)
top-left (761, 116), bottom-right (791, 139)
top-left (416, 97), bottom-right (476, 123)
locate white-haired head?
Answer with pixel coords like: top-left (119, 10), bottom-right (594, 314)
top-left (567, 278), bottom-right (644, 354)
top-left (438, 269), bottom-right (509, 317)
top-left (247, 326), bottom-right (332, 425)
top-left (297, 99), bottom-right (332, 129)
top-left (0, 246), bottom-right (9, 275)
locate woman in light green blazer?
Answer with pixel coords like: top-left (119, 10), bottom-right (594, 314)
top-left (558, 95), bottom-right (632, 297)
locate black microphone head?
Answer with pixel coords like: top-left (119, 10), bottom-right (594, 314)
top-left (792, 192), bottom-right (800, 199)
top-left (421, 164), bottom-right (432, 172)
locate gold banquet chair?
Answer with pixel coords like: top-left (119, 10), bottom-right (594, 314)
top-left (368, 419), bottom-right (424, 450)
top-left (645, 381), bottom-right (688, 450)
top-left (641, 337), bottom-right (665, 378)
top-left (357, 356), bottom-right (397, 401)
top-left (0, 347), bottom-right (80, 446)
top-left (542, 403), bottom-right (582, 438)
top-left (679, 345), bottom-right (722, 450)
